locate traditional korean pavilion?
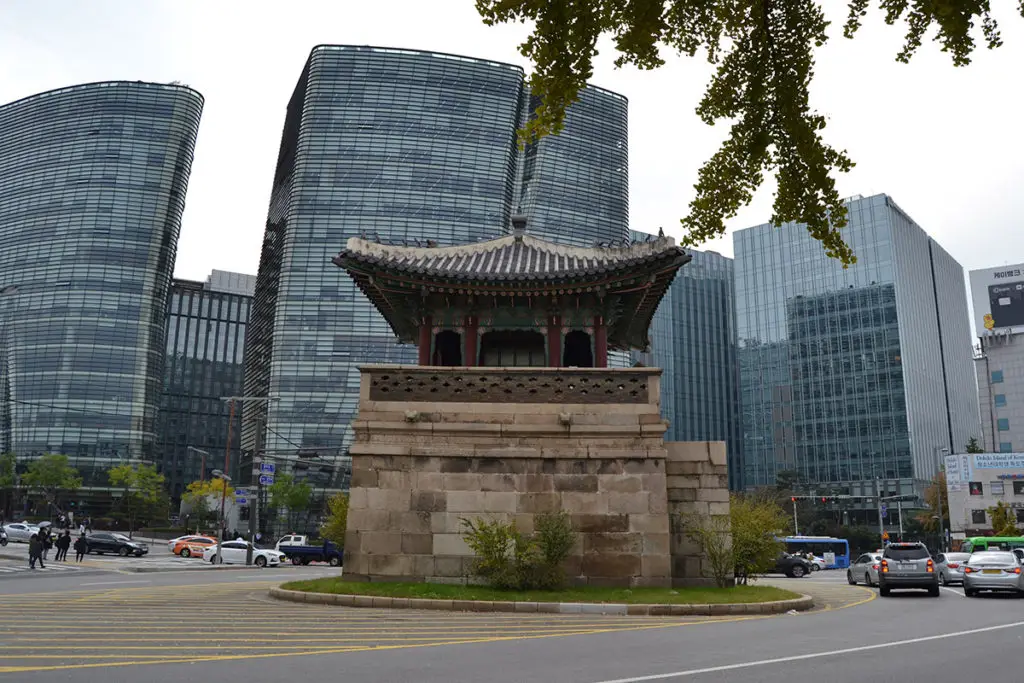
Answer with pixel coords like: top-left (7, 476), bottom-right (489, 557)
top-left (331, 219), bottom-right (690, 368)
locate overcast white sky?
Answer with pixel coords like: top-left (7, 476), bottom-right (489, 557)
top-left (2, 1), bottom-right (1022, 283)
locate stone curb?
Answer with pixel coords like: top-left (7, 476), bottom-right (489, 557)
top-left (268, 587), bottom-right (813, 616)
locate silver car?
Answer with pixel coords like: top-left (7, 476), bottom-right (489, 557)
top-left (847, 552), bottom-right (883, 587)
top-left (935, 552), bottom-right (971, 586)
top-left (963, 551), bottom-right (1024, 597)
top-left (2, 522), bottom-right (39, 543)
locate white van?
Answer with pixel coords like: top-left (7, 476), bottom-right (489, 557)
top-left (275, 534), bottom-right (308, 551)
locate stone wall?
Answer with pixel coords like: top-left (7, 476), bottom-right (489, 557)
top-left (343, 366), bottom-right (730, 588)
top-left (666, 441), bottom-right (732, 586)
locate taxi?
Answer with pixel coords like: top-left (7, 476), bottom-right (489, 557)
top-left (170, 535), bottom-right (217, 558)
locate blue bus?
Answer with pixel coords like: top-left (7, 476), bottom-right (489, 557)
top-left (783, 536), bottom-right (851, 569)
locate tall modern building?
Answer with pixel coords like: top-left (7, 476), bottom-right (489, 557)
top-left (0, 81), bottom-right (202, 499)
top-left (631, 232), bottom-right (743, 487)
top-left (734, 194), bottom-right (980, 498)
top-left (970, 262), bottom-right (1024, 454)
top-left (158, 271), bottom-right (255, 500)
top-left (242, 45), bottom-right (630, 500)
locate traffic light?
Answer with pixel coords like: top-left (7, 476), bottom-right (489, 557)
top-left (821, 496), bottom-right (827, 503)
top-left (791, 497), bottom-right (797, 502)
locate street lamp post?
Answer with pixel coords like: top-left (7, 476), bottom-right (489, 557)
top-left (934, 446), bottom-right (950, 552)
top-left (211, 469), bottom-right (232, 565)
top-left (186, 446), bottom-right (210, 482)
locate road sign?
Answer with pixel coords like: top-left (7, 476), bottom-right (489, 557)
top-left (882, 531), bottom-right (890, 541)
top-left (234, 488), bottom-right (250, 497)
top-left (235, 497), bottom-right (248, 505)
top-left (880, 503), bottom-right (888, 518)
top-left (259, 474), bottom-right (274, 486)
top-left (259, 463), bottom-right (276, 475)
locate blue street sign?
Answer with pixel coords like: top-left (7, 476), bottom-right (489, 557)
top-left (235, 497), bottom-right (248, 505)
top-left (234, 488), bottom-right (250, 497)
top-left (259, 463), bottom-right (276, 475)
top-left (259, 474), bottom-right (274, 486)
top-left (880, 503), bottom-right (888, 518)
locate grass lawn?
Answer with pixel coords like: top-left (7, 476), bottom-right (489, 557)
top-left (280, 578), bottom-right (800, 604)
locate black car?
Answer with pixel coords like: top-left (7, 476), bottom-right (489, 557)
top-left (85, 532), bottom-right (149, 557)
top-left (776, 552), bottom-right (813, 578)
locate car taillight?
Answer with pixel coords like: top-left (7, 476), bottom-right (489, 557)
top-left (1006, 567), bottom-right (1022, 575)
top-left (964, 567), bottom-right (974, 573)
top-left (872, 564), bottom-right (879, 570)
top-left (880, 559), bottom-right (888, 573)
top-left (927, 559), bottom-right (934, 573)
top-left (947, 563), bottom-right (959, 569)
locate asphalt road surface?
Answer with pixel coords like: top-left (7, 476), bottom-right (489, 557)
top-left (0, 568), bottom-right (1020, 682)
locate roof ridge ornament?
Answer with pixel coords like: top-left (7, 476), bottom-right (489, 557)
top-left (511, 214), bottom-right (527, 242)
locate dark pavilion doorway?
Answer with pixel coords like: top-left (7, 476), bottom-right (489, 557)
top-left (562, 330), bottom-right (594, 368)
top-left (480, 330), bottom-right (546, 367)
top-left (433, 330), bottom-right (462, 366)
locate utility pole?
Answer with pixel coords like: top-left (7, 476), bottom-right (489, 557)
top-left (877, 479), bottom-right (885, 548)
top-left (792, 497), bottom-right (799, 536)
top-left (220, 396), bottom-right (279, 565)
top-left (934, 446), bottom-right (950, 552)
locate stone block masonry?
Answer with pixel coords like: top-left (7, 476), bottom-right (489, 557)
top-left (344, 366), bottom-right (730, 588)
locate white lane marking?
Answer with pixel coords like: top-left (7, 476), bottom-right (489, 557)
top-left (79, 580), bottom-right (151, 586)
top-left (940, 586), bottom-right (965, 597)
top-left (590, 620), bottom-right (1024, 683)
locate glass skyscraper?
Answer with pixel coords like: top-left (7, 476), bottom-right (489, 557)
top-left (631, 232), bottom-right (742, 487)
top-left (158, 271), bottom-right (255, 500)
top-left (0, 81), bottom-right (202, 502)
top-left (242, 45), bottom-right (630, 504)
top-left (734, 193), bottom-right (980, 497)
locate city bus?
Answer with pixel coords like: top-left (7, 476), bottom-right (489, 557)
top-left (960, 536), bottom-right (1024, 553)
top-left (782, 536), bottom-right (851, 569)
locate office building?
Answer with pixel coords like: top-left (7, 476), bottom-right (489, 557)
top-left (970, 263), bottom-right (1024, 455)
top-left (943, 451), bottom-right (1024, 534)
top-left (631, 231), bottom-right (743, 487)
top-left (242, 45), bottom-right (630, 501)
top-left (158, 271), bottom-right (255, 500)
top-left (734, 194), bottom-right (980, 498)
top-left (0, 81), bottom-right (203, 500)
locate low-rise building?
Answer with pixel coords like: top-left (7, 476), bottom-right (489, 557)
top-left (945, 452), bottom-right (1024, 535)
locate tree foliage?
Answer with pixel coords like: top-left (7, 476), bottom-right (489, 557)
top-left (0, 452), bottom-right (14, 489)
top-left (320, 492), bottom-right (349, 547)
top-left (182, 478), bottom-right (233, 504)
top-left (988, 500), bottom-right (1019, 536)
top-left (475, 0), bottom-right (1023, 265)
top-left (268, 473), bottom-right (313, 531)
top-left (916, 471), bottom-right (949, 533)
top-left (965, 437), bottom-right (984, 453)
top-left (109, 463), bottom-right (169, 537)
top-left (730, 493), bottom-right (788, 585)
top-left (461, 512), bottom-right (577, 590)
top-left (22, 454), bottom-right (82, 508)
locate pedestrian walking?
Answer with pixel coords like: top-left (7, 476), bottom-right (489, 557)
top-left (73, 534), bottom-right (87, 563)
top-left (39, 528), bottom-right (52, 561)
top-left (28, 533), bottom-right (44, 569)
top-left (55, 530), bottom-right (71, 561)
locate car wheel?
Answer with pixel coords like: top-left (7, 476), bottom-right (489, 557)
top-left (847, 570), bottom-right (856, 585)
top-left (301, 558), bottom-right (311, 566)
top-left (255, 556), bottom-right (267, 568)
top-left (180, 548), bottom-right (190, 558)
top-left (929, 584), bottom-right (940, 597)
top-left (810, 564), bottom-right (819, 572)
top-left (118, 547), bottom-right (130, 557)
top-left (879, 584), bottom-right (891, 597)
top-left (964, 587), bottom-right (976, 597)
top-left (941, 572), bottom-right (950, 586)
top-left (865, 573), bottom-right (873, 587)
top-left (329, 556), bottom-right (341, 567)
top-left (790, 564), bottom-right (806, 578)
top-left (291, 556), bottom-right (302, 566)
top-left (0, 538), bottom-right (7, 547)
top-left (209, 555), bottom-right (217, 564)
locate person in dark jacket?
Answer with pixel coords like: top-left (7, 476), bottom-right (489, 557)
top-left (55, 530), bottom-right (71, 561)
top-left (73, 534), bottom-right (88, 563)
top-left (40, 528), bottom-right (52, 561)
top-left (28, 533), bottom-right (44, 569)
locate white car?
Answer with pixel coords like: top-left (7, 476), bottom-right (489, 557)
top-left (2, 523), bottom-right (40, 543)
top-left (809, 556), bottom-right (828, 572)
top-left (203, 540), bottom-right (285, 567)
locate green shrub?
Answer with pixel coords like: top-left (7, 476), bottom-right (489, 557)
top-left (461, 512), bottom-right (577, 590)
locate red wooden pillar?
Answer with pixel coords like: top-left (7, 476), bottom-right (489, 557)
top-left (547, 314), bottom-right (562, 367)
top-left (417, 315), bottom-right (432, 365)
top-left (463, 315), bottom-right (478, 366)
top-left (593, 315), bottom-right (608, 368)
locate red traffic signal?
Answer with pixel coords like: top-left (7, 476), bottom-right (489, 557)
top-left (791, 497), bottom-right (796, 502)
top-left (821, 497), bottom-right (827, 503)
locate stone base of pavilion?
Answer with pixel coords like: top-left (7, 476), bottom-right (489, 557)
top-left (342, 365), bottom-right (731, 588)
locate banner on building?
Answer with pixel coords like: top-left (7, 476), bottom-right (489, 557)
top-left (970, 264), bottom-right (1024, 336)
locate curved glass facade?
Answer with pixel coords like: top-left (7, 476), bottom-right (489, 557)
top-left (519, 86), bottom-right (629, 247)
top-left (0, 81), bottom-right (203, 498)
top-left (243, 46), bottom-right (629, 514)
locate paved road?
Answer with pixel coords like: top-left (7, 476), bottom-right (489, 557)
top-left (0, 570), bottom-right (1020, 681)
